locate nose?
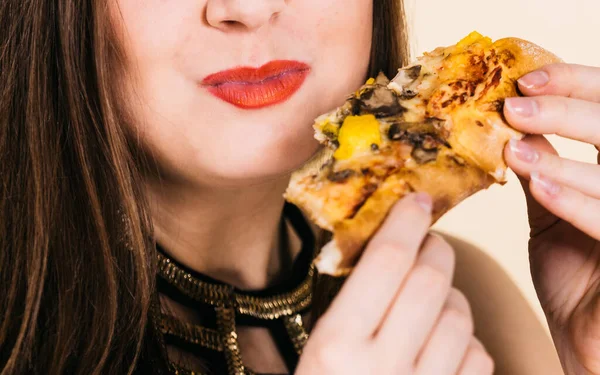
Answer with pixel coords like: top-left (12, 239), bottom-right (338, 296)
top-left (206, 0), bottom-right (286, 32)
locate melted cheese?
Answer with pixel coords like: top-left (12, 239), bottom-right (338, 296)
top-left (321, 120), bottom-right (339, 137)
top-left (439, 31), bottom-right (493, 81)
top-left (454, 31), bottom-right (492, 51)
top-left (334, 115), bottom-right (381, 160)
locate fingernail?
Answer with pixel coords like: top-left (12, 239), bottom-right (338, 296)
top-left (415, 193), bottom-right (433, 213)
top-left (518, 70), bottom-right (550, 89)
top-left (508, 139), bottom-right (539, 163)
top-left (505, 97), bottom-right (538, 118)
top-left (531, 172), bottom-right (560, 196)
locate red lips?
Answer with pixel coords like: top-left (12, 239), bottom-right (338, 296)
top-left (201, 60), bottom-right (311, 109)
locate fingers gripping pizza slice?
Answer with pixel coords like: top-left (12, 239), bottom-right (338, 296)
top-left (285, 32), bottom-right (561, 276)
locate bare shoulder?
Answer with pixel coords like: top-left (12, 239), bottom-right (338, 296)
top-left (438, 232), bottom-right (563, 375)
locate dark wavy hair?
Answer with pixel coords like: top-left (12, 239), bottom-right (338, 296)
top-left (0, 0), bottom-right (409, 373)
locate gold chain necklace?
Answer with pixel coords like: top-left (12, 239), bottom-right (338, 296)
top-left (155, 250), bottom-right (314, 375)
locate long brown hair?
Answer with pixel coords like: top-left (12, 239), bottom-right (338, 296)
top-left (0, 0), bottom-right (409, 374)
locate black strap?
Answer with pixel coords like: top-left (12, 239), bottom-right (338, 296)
top-left (154, 202), bottom-right (315, 374)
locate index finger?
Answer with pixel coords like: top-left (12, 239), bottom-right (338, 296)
top-left (322, 193), bottom-right (432, 339)
top-left (517, 63), bottom-right (600, 103)
top-left (504, 94), bottom-right (600, 145)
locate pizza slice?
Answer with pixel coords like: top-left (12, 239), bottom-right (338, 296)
top-left (285, 31), bottom-right (561, 276)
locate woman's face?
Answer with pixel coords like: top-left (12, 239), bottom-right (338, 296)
top-left (114, 0), bottom-right (373, 186)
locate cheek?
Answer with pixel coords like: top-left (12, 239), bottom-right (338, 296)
top-left (314, 0), bottom-right (373, 54)
top-left (302, 0), bottom-right (374, 108)
top-left (116, 0), bottom-right (198, 60)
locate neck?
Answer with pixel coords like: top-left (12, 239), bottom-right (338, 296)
top-left (147, 175), bottom-right (302, 291)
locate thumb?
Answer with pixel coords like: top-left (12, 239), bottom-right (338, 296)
top-left (505, 135), bottom-right (560, 236)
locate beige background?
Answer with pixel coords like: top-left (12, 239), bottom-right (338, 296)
top-left (405, 0), bottom-right (600, 328)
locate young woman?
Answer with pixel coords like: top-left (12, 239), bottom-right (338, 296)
top-left (2, 0), bottom-right (600, 374)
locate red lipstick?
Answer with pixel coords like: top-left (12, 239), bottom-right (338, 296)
top-left (201, 60), bottom-right (311, 109)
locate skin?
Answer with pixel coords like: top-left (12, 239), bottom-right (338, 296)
top-left (110, 0), bottom-right (590, 373)
top-left (114, 0), bottom-right (373, 289)
top-left (504, 63), bottom-right (600, 374)
top-left (444, 234), bottom-right (564, 375)
top-left (298, 194), bottom-right (493, 374)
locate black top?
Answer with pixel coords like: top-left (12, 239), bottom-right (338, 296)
top-left (135, 203), bottom-right (316, 375)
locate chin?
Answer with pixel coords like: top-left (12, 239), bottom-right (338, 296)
top-left (213, 141), bottom-right (320, 185)
top-left (174, 126), bottom-right (320, 188)
top-left (189, 110), bottom-right (321, 184)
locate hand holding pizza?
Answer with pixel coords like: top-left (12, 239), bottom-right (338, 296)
top-left (296, 194), bottom-right (493, 375)
top-left (504, 63), bottom-right (600, 374)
